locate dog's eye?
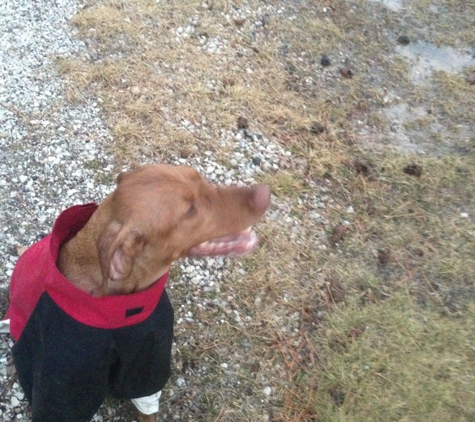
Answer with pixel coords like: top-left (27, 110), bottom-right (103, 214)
top-left (186, 202), bottom-right (196, 218)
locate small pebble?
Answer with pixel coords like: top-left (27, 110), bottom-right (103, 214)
top-left (130, 86), bottom-right (141, 96)
top-left (403, 164), bottom-right (423, 177)
top-left (310, 122), bottom-right (325, 135)
top-left (397, 35), bottom-right (410, 45)
top-left (320, 55), bottom-right (331, 66)
top-left (340, 67), bottom-right (353, 78)
top-left (252, 156), bottom-right (262, 166)
top-left (237, 116), bottom-right (249, 130)
top-left (233, 18), bottom-right (246, 27)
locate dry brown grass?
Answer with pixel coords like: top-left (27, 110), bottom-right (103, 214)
top-left (58, 0), bottom-right (475, 420)
top-left (60, 0), bottom-right (372, 162)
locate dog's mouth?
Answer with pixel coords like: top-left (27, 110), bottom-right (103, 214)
top-left (187, 227), bottom-right (259, 257)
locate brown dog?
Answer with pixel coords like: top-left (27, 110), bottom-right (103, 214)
top-left (58, 164), bottom-right (270, 297)
top-left (7, 164), bottom-right (270, 422)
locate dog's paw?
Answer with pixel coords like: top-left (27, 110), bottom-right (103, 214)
top-left (135, 410), bottom-right (158, 422)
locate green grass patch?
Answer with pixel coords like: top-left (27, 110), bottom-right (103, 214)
top-left (312, 297), bottom-right (475, 422)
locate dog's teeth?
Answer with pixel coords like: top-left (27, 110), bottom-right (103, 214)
top-left (189, 228), bottom-right (259, 257)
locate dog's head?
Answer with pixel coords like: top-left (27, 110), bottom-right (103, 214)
top-left (95, 164), bottom-right (270, 295)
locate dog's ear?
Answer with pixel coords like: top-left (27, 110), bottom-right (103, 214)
top-left (96, 222), bottom-right (145, 294)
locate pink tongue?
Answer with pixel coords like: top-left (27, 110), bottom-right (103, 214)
top-left (188, 230), bottom-right (258, 257)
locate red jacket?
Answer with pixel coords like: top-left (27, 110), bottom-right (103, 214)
top-left (6, 204), bottom-right (173, 422)
top-left (7, 203), bottom-right (168, 339)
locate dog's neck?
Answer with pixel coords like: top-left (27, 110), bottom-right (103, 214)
top-left (56, 203), bottom-right (169, 297)
top-left (56, 208), bottom-right (107, 295)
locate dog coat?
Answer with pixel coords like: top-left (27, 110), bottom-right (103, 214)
top-left (6, 204), bottom-right (174, 422)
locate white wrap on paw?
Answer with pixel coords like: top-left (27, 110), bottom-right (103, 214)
top-left (131, 390), bottom-right (162, 415)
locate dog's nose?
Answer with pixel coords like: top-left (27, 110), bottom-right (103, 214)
top-left (252, 185), bottom-right (271, 214)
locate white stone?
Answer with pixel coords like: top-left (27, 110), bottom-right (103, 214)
top-left (263, 386), bottom-right (272, 396)
top-left (185, 265), bottom-right (195, 273)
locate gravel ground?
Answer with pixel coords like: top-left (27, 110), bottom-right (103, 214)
top-left (0, 0), bottom-right (114, 419)
top-left (0, 1), bottom-right (316, 420)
